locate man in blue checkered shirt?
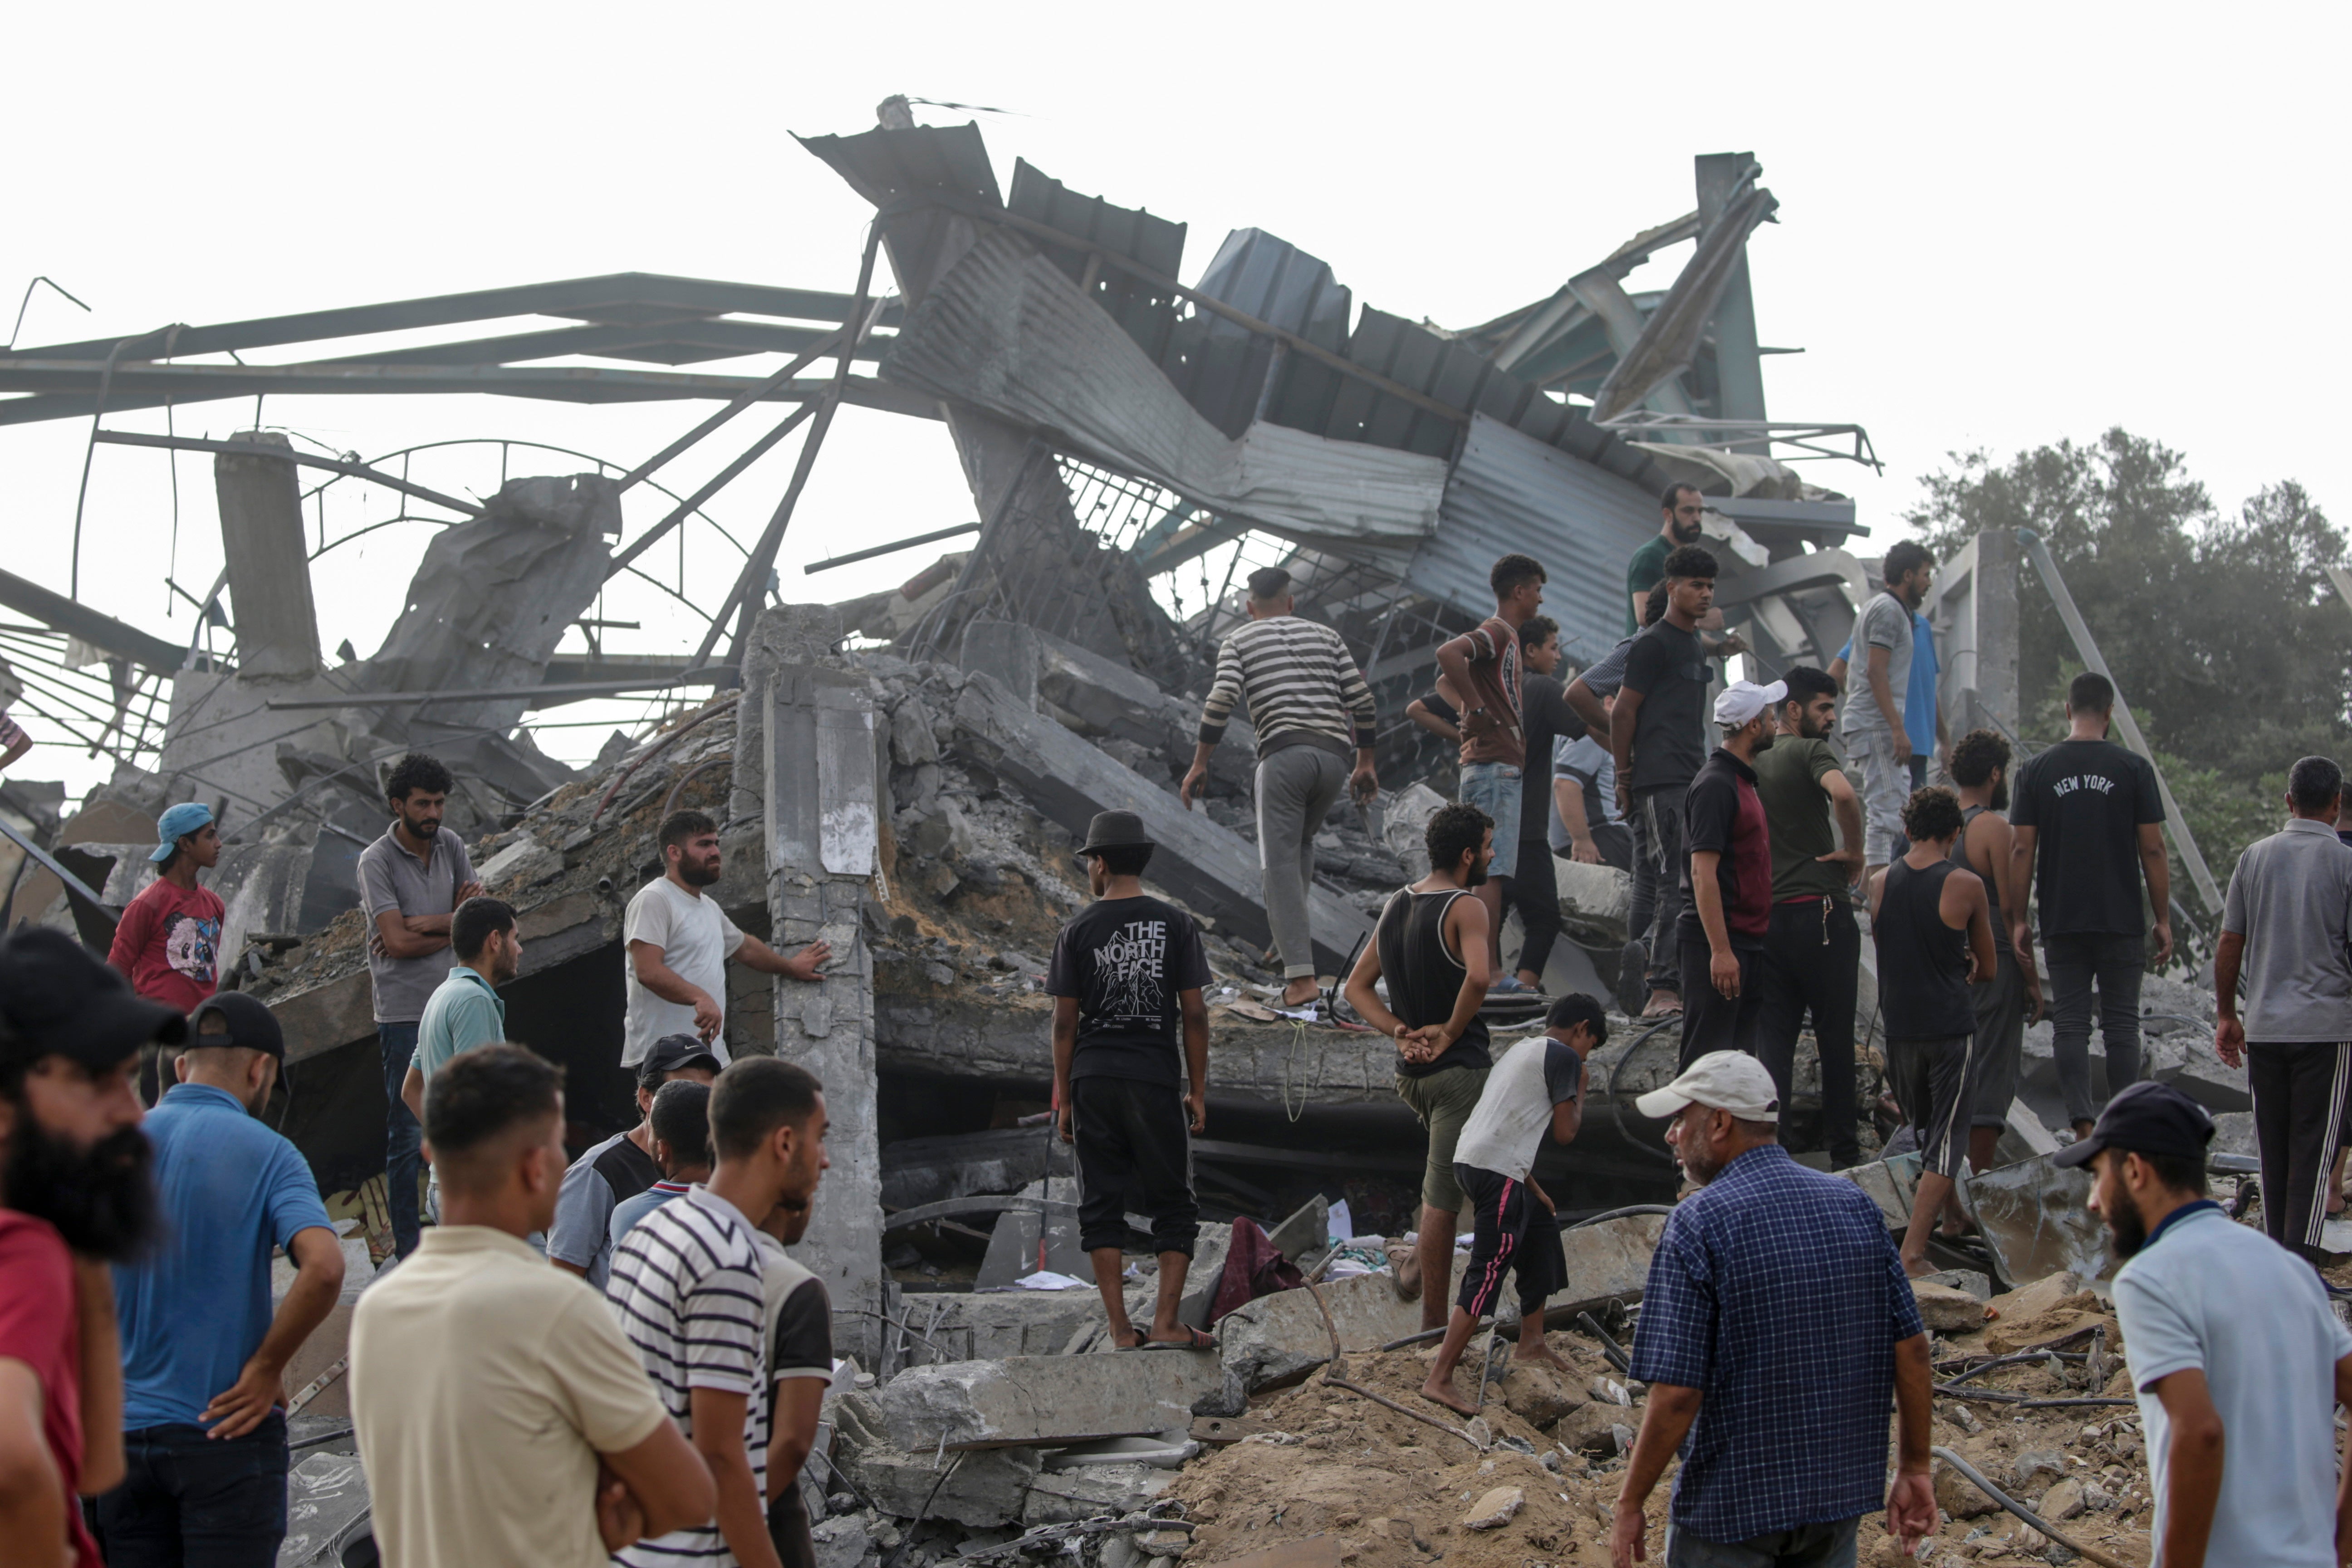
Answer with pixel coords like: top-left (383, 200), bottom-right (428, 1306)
top-left (1611, 1052), bottom-right (1938, 1567)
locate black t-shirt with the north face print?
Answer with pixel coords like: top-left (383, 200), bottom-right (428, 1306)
top-left (1046, 895), bottom-right (1212, 1088)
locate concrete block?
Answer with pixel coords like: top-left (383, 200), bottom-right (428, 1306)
top-left (836, 1436), bottom-right (1039, 1527)
top-left (1022, 1462), bottom-right (1172, 1524)
top-left (1177, 1223), bottom-right (1235, 1330)
top-left (1382, 782), bottom-right (1448, 879)
top-left (1265, 1195), bottom-right (1328, 1262)
top-left (811, 1515), bottom-right (879, 1568)
top-left (1919, 1269), bottom-right (1992, 1302)
top-left (1836, 1156), bottom-right (1919, 1230)
top-left (865, 1352), bottom-right (1225, 1451)
top-left (1968, 1157), bottom-right (2112, 1289)
top-left (1216, 1273), bottom-right (1422, 1390)
top-left (1910, 1279), bottom-right (1988, 1333)
top-left (1554, 859), bottom-right (1633, 947)
top-left (279, 1450), bottom-right (369, 1566)
top-left (478, 838), bottom-right (563, 891)
top-left (1553, 1212), bottom-right (1667, 1316)
top-left (904, 1290), bottom-right (1106, 1364)
top-left (214, 432), bottom-right (323, 681)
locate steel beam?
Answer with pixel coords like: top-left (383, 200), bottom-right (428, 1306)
top-left (95, 431), bottom-right (481, 516)
top-left (0, 568), bottom-right (190, 673)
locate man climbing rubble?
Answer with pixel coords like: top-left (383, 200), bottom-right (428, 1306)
top-left (1180, 565), bottom-right (1379, 1009)
top-left (1417, 992), bottom-right (1603, 1416)
top-left (625, 809), bottom-right (829, 1067)
top-left (1344, 803), bottom-right (1494, 1333)
top-left (1048, 810), bottom-right (1213, 1351)
top-left (1613, 1051), bottom-right (1936, 1568)
top-left (2072, 1080), bottom-right (2352, 1568)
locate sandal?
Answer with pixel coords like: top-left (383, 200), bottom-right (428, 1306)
top-left (1142, 1326), bottom-right (1217, 1352)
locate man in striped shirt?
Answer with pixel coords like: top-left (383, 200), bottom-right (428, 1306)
top-left (608, 1057), bottom-right (830, 1568)
top-left (1181, 567), bottom-right (1379, 1008)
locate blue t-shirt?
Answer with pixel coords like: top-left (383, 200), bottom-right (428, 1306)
top-left (609, 1180), bottom-right (693, 1255)
top-left (114, 1083), bottom-right (333, 1429)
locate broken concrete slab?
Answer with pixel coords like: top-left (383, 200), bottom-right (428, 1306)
top-left (951, 670), bottom-right (1372, 972)
top-left (976, 1196), bottom-right (1089, 1287)
top-left (1968, 1157), bottom-right (2112, 1289)
top-left (1021, 1462), bottom-right (1173, 1524)
top-left (1549, 1212), bottom-right (1667, 1317)
top-left (1216, 1272), bottom-right (1424, 1391)
top-left (833, 1426), bottom-right (1040, 1527)
top-left (881, 1126), bottom-right (1068, 1209)
top-left (864, 1351), bottom-right (1225, 1451)
top-left (897, 1291), bottom-right (1107, 1364)
top-left (960, 619), bottom-right (1041, 708)
top-left (1265, 1195), bottom-right (1328, 1263)
top-left (1553, 860), bottom-right (1632, 948)
top-left (278, 1450), bottom-right (370, 1567)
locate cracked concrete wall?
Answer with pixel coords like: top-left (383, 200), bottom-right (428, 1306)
top-left (743, 606), bottom-right (886, 1361)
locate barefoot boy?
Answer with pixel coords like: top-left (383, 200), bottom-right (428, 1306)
top-left (1421, 993), bottom-right (1606, 1413)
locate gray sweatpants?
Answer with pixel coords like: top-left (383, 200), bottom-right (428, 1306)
top-left (1256, 743), bottom-right (1349, 980)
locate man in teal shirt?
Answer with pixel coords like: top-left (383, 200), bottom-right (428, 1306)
top-left (1626, 483), bottom-right (1705, 633)
top-left (100, 992), bottom-right (345, 1568)
top-left (400, 897), bottom-right (521, 1215)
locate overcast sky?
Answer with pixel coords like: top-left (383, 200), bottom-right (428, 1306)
top-left (5, 2), bottom-right (2342, 801)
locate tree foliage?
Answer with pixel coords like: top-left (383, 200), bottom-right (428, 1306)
top-left (1904, 428), bottom-right (2352, 886)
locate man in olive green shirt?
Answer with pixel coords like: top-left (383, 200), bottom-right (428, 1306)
top-left (1625, 484), bottom-right (1704, 634)
top-left (1749, 667), bottom-right (1867, 1166)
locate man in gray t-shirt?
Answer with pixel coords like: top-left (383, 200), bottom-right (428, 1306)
top-left (355, 752), bottom-right (479, 1260)
top-left (2215, 756), bottom-right (2352, 1261)
top-left (1839, 543), bottom-right (1933, 874)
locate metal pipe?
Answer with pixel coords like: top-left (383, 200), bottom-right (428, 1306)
top-left (604, 403), bottom-right (818, 581)
top-left (613, 326), bottom-right (848, 494)
top-left (91, 430), bottom-right (483, 517)
top-left (1930, 1446), bottom-right (2133, 1568)
top-left (803, 522), bottom-right (980, 574)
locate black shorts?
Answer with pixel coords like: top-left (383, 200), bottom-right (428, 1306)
top-left (1070, 1075), bottom-right (1199, 1256)
top-left (1452, 1163), bottom-right (1567, 1318)
top-left (1889, 1034), bottom-right (1976, 1181)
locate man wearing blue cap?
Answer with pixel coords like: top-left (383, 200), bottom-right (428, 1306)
top-left (107, 802), bottom-right (225, 1016)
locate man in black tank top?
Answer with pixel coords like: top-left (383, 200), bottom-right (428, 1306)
top-left (1947, 731), bottom-right (2042, 1183)
top-left (1870, 787), bottom-right (1997, 1277)
top-left (1345, 804), bottom-right (1496, 1331)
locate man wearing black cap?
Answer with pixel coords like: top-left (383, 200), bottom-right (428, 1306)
top-left (1182, 566), bottom-right (1379, 1009)
top-left (1048, 811), bottom-right (1213, 1349)
top-left (547, 1033), bottom-right (721, 1290)
top-left (97, 991), bottom-right (346, 1568)
top-left (0, 927), bottom-right (177, 1568)
top-left (2071, 1081), bottom-right (2352, 1568)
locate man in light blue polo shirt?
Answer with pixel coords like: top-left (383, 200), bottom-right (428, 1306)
top-left (400, 897), bottom-right (521, 1221)
top-left (2072, 1081), bottom-right (2352, 1568)
top-left (98, 993), bottom-right (345, 1568)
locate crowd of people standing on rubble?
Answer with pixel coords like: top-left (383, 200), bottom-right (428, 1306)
top-left (2, 481), bottom-right (2352, 1568)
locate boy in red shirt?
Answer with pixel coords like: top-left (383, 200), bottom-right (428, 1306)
top-left (108, 802), bottom-right (225, 1014)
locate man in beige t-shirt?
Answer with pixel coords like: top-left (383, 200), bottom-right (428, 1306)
top-left (353, 1045), bottom-right (713, 1567)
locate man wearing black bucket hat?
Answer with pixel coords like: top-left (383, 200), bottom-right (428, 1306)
top-left (0, 927), bottom-right (181, 1568)
top-left (98, 991), bottom-right (345, 1568)
top-left (2070, 1081), bottom-right (2352, 1568)
top-left (1047, 810), bottom-right (1213, 1351)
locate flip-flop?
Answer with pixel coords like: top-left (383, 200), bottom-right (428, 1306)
top-left (1110, 1330), bottom-right (1150, 1351)
top-left (1142, 1326), bottom-right (1217, 1352)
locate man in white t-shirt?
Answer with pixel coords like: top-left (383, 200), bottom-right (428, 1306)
top-left (2071, 1080), bottom-right (2352, 1568)
top-left (1419, 993), bottom-right (1603, 1415)
top-left (624, 810), bottom-right (830, 1068)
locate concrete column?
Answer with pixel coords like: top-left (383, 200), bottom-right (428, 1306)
top-left (760, 662), bottom-right (883, 1360)
top-left (1694, 154), bottom-right (1768, 428)
top-left (213, 431), bottom-right (322, 680)
top-left (1969, 526), bottom-right (2019, 737)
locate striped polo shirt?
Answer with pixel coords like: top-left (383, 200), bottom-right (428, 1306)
top-left (606, 1186), bottom-right (768, 1568)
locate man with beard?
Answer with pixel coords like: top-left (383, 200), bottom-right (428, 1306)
top-left (1841, 541), bottom-right (1936, 884)
top-left (1048, 812), bottom-right (1213, 1352)
top-left (608, 1057), bottom-right (828, 1568)
top-left (1626, 483), bottom-right (1704, 634)
top-left (0, 927), bottom-right (175, 1568)
top-left (358, 751), bottom-right (481, 1262)
top-left (1345, 804), bottom-right (1494, 1332)
top-left (1675, 681), bottom-right (1784, 1068)
top-left (1948, 730), bottom-right (2041, 1184)
top-left (549, 1034), bottom-right (720, 1289)
top-left (751, 1112), bottom-right (833, 1568)
top-left (1872, 788), bottom-right (1997, 1277)
top-left (2212, 755), bottom-right (2352, 1264)
top-left (353, 1045), bottom-right (713, 1568)
top-left (400, 896), bottom-right (522, 1223)
top-left (1612, 1051), bottom-right (1936, 1568)
top-left (98, 990), bottom-right (343, 1568)
top-left (1751, 667), bottom-right (1867, 1168)
top-left (2068, 1081), bottom-right (2352, 1568)
top-left (625, 810), bottom-right (828, 1068)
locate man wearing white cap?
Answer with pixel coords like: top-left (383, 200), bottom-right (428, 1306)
top-left (1612, 1051), bottom-right (1937, 1568)
top-left (1672, 681), bottom-right (1783, 1069)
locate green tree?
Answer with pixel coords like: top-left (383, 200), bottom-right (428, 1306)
top-left (1905, 430), bottom-right (2351, 910)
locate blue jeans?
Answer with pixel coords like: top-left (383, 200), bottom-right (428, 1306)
top-left (1666, 1515), bottom-right (1857, 1568)
top-left (380, 1020), bottom-right (422, 1259)
top-left (93, 1413), bottom-right (288, 1568)
top-left (1459, 762), bottom-right (1524, 880)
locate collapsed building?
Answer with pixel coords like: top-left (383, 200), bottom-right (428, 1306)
top-left (0, 101), bottom-right (2278, 1566)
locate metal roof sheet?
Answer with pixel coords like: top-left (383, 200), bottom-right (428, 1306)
top-left (1411, 414), bottom-right (1661, 660)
